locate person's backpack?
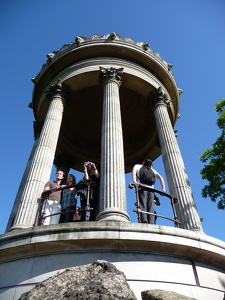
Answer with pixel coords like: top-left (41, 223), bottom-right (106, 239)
top-left (139, 166), bottom-right (155, 185)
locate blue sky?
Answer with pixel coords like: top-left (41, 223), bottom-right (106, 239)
top-left (0, 0), bottom-right (225, 241)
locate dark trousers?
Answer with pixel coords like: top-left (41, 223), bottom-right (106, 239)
top-left (59, 205), bottom-right (76, 223)
top-left (89, 198), bottom-right (97, 221)
top-left (80, 198), bottom-right (87, 221)
top-left (138, 189), bottom-right (155, 224)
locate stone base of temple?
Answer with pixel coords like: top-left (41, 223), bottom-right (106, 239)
top-left (0, 222), bottom-right (225, 300)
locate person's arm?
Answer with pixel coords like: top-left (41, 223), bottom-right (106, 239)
top-left (42, 181), bottom-right (53, 199)
top-left (92, 163), bottom-right (100, 179)
top-left (44, 181), bottom-right (63, 192)
top-left (83, 163), bottom-right (89, 180)
top-left (155, 173), bottom-right (166, 193)
top-left (132, 167), bottom-right (139, 184)
top-left (43, 181), bottom-right (50, 192)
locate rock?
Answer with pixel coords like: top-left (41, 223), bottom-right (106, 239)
top-left (19, 260), bottom-right (137, 300)
top-left (141, 289), bottom-right (196, 300)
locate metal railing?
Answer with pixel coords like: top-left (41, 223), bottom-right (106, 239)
top-left (38, 181), bottom-right (96, 225)
top-left (128, 182), bottom-right (180, 227)
top-left (39, 181), bottom-right (180, 227)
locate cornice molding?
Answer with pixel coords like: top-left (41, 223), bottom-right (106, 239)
top-left (33, 33), bottom-right (173, 83)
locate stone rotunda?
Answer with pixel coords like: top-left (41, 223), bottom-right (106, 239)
top-left (0, 33), bottom-right (225, 300)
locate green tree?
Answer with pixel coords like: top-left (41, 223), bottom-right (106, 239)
top-left (200, 99), bottom-right (225, 209)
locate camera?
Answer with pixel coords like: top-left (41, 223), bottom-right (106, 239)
top-left (85, 161), bottom-right (91, 166)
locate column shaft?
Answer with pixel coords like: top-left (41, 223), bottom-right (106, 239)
top-left (152, 88), bottom-right (203, 231)
top-left (9, 81), bottom-right (66, 230)
top-left (97, 67), bottom-right (129, 222)
top-left (6, 137), bottom-right (39, 231)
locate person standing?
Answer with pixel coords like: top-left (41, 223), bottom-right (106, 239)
top-left (59, 174), bottom-right (77, 223)
top-left (83, 161), bottom-right (100, 221)
top-left (42, 170), bottom-right (65, 225)
top-left (132, 158), bottom-right (166, 224)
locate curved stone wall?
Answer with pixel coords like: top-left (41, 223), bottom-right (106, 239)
top-left (1, 222), bottom-right (225, 300)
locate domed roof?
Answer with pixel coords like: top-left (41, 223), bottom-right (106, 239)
top-left (30, 33), bottom-right (180, 172)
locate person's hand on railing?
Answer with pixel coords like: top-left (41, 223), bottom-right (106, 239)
top-left (133, 181), bottom-right (140, 185)
top-left (160, 189), bottom-right (166, 196)
top-left (54, 186), bottom-right (61, 190)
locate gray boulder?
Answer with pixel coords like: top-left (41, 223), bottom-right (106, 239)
top-left (141, 289), bottom-right (196, 300)
top-left (19, 260), bottom-right (137, 300)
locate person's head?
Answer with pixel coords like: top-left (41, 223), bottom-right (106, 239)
top-left (142, 158), bottom-right (153, 168)
top-left (55, 170), bottom-right (65, 180)
top-left (67, 174), bottom-right (76, 185)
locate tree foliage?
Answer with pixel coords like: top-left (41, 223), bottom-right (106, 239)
top-left (200, 99), bottom-right (225, 209)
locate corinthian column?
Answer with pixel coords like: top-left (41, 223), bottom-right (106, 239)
top-left (97, 67), bottom-right (129, 222)
top-left (9, 80), bottom-right (68, 231)
top-left (150, 87), bottom-right (203, 231)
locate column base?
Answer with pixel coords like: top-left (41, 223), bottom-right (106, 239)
top-left (8, 224), bottom-right (33, 232)
top-left (96, 209), bottom-right (130, 222)
top-left (184, 226), bottom-right (204, 233)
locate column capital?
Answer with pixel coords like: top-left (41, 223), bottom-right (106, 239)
top-left (99, 67), bottom-right (124, 87)
top-left (148, 87), bottom-right (171, 108)
top-left (45, 79), bottom-right (70, 102)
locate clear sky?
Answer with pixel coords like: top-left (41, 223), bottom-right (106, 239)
top-left (0, 0), bottom-right (225, 241)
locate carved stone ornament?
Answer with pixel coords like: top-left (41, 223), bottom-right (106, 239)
top-left (148, 87), bottom-right (171, 107)
top-left (178, 88), bottom-right (183, 95)
top-left (174, 130), bottom-right (178, 137)
top-left (75, 36), bottom-right (83, 45)
top-left (46, 52), bottom-right (56, 60)
top-left (28, 102), bottom-right (33, 109)
top-left (45, 79), bottom-right (70, 101)
top-left (167, 63), bottom-right (173, 71)
top-left (33, 121), bottom-right (43, 140)
top-left (142, 43), bottom-right (149, 50)
top-left (99, 67), bottom-right (124, 86)
top-left (109, 32), bottom-right (117, 40)
top-left (34, 33), bottom-right (173, 84)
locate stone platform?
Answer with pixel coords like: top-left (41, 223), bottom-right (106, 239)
top-left (0, 222), bottom-right (225, 300)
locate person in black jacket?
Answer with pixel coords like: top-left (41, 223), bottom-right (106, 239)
top-left (78, 161), bottom-right (100, 221)
top-left (132, 158), bottom-right (165, 224)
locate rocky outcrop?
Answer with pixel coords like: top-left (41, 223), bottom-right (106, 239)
top-left (19, 261), bottom-right (198, 300)
top-left (19, 260), bottom-right (137, 300)
top-left (141, 289), bottom-right (196, 300)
